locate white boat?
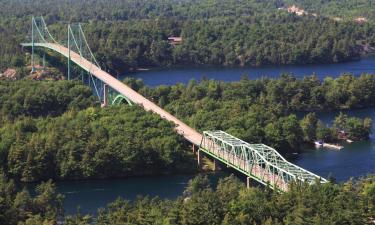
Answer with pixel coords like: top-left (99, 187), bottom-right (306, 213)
top-left (314, 141), bottom-right (323, 148)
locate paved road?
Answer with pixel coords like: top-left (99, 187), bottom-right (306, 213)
top-left (22, 43), bottom-right (203, 145)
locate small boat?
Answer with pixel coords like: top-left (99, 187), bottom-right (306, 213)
top-left (314, 141), bottom-right (323, 148)
top-left (346, 139), bottom-right (354, 143)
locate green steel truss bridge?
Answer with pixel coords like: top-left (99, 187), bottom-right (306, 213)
top-left (21, 16), bottom-right (327, 191)
top-left (200, 131), bottom-right (327, 191)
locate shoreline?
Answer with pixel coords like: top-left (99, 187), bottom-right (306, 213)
top-left (128, 54), bottom-right (375, 74)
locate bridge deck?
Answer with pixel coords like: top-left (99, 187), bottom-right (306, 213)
top-left (21, 42), bottom-right (202, 145)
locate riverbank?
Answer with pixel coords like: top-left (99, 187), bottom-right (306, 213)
top-left (124, 50), bottom-right (375, 75)
top-left (126, 56), bottom-right (375, 86)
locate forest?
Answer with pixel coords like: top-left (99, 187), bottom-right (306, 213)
top-left (0, 72), bottom-right (372, 224)
top-left (0, 75), bottom-right (373, 184)
top-left (0, 80), bottom-right (194, 183)
top-left (0, 80), bottom-right (96, 119)
top-left (0, 175), bottom-right (63, 225)
top-left (0, 106), bottom-right (194, 182)
top-left (1, 0), bottom-right (375, 74)
top-left (285, 0), bottom-right (375, 20)
top-left (1, 174), bottom-right (374, 225)
top-left (0, 0), bottom-right (374, 223)
top-left (131, 74), bottom-right (374, 153)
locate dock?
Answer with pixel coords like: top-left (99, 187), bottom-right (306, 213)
top-left (323, 143), bottom-right (344, 150)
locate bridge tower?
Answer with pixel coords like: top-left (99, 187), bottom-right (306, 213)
top-left (29, 16), bottom-right (57, 73)
top-left (31, 16), bottom-right (35, 73)
top-left (30, 16), bottom-right (46, 73)
top-left (24, 16), bottom-right (134, 107)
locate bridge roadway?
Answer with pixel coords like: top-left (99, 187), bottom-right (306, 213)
top-left (22, 43), bottom-right (203, 146)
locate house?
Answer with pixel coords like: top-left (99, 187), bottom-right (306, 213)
top-left (168, 36), bottom-right (182, 45)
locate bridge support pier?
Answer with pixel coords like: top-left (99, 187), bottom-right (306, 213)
top-left (102, 84), bottom-right (109, 107)
top-left (213, 159), bottom-right (218, 171)
top-left (192, 144), bottom-right (196, 154)
top-left (197, 149), bottom-right (202, 165)
top-left (247, 177), bottom-right (251, 189)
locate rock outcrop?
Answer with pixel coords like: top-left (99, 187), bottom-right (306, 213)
top-left (0, 68), bottom-right (17, 80)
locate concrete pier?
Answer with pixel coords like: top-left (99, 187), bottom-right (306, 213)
top-left (197, 149), bottom-right (202, 165)
top-left (213, 159), bottom-right (217, 171)
top-left (102, 84), bottom-right (109, 107)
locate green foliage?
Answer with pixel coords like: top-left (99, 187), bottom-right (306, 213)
top-left (333, 112), bottom-right (372, 140)
top-left (55, 13), bottom-right (373, 72)
top-left (316, 121), bottom-right (334, 142)
top-left (88, 175), bottom-right (375, 225)
top-left (0, 75), bottom-right (372, 183)
top-left (1, 0), bottom-right (375, 73)
top-left (0, 105), bottom-right (194, 182)
top-left (2, 173), bottom-right (373, 225)
top-left (300, 113), bottom-right (318, 142)
top-left (362, 179), bottom-right (375, 218)
top-left (139, 74), bottom-right (374, 152)
top-left (183, 174), bottom-right (211, 197)
top-left (284, 0), bottom-right (375, 20)
top-left (0, 174), bottom-right (63, 225)
top-left (0, 80), bottom-right (96, 120)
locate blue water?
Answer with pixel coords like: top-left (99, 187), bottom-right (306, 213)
top-left (293, 107), bottom-right (375, 182)
top-left (56, 173), bottom-right (226, 215)
top-left (127, 56), bottom-right (375, 86)
top-left (58, 57), bottom-right (375, 215)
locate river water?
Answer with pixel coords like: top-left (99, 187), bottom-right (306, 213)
top-left (294, 107), bottom-right (375, 182)
top-left (126, 56), bottom-right (375, 86)
top-left (58, 57), bottom-right (375, 215)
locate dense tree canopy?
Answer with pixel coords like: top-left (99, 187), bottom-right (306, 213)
top-left (285, 0), bottom-right (375, 20)
top-left (137, 74), bottom-right (375, 114)
top-left (0, 175), bottom-right (63, 225)
top-left (0, 74), bottom-right (372, 183)
top-left (0, 171), bottom-right (373, 225)
top-left (0, 0), bottom-right (374, 74)
top-left (61, 174), bottom-right (375, 225)
top-left (0, 80), bottom-right (96, 120)
top-left (1, 174), bottom-right (373, 225)
top-left (132, 74), bottom-right (374, 153)
top-left (0, 1), bottom-right (374, 223)
top-left (0, 106), bottom-right (194, 182)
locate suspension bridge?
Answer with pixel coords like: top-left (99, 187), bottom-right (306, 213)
top-left (21, 16), bottom-right (327, 191)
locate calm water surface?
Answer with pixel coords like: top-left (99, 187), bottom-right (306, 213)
top-left (293, 108), bottom-right (375, 182)
top-left (127, 56), bottom-right (375, 86)
top-left (59, 57), bottom-right (375, 215)
top-left (58, 173), bottom-right (227, 215)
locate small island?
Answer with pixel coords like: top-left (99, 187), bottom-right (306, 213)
top-left (307, 112), bottom-right (372, 150)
